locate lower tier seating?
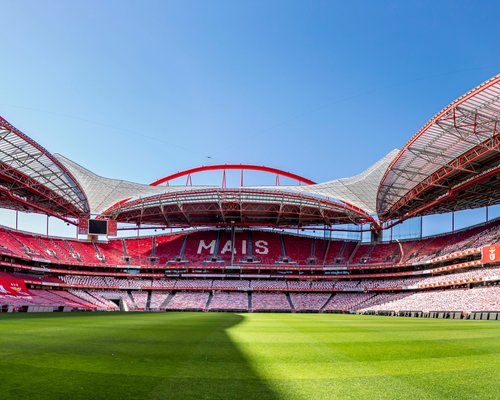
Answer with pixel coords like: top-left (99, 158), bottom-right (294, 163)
top-left (360, 286), bottom-right (500, 313)
top-left (290, 293), bottom-right (331, 311)
top-left (208, 292), bottom-right (249, 311)
top-left (252, 293), bottom-right (290, 311)
top-left (165, 292), bottom-right (210, 311)
top-left (1, 285), bottom-right (499, 314)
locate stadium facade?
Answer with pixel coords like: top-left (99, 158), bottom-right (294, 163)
top-left (0, 74), bottom-right (499, 318)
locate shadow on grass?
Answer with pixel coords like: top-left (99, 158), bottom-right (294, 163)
top-left (0, 312), bottom-right (279, 400)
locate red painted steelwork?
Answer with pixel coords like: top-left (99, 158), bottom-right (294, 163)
top-left (381, 75), bottom-right (500, 185)
top-left (383, 165), bottom-right (500, 229)
top-left (378, 74), bottom-right (500, 221)
top-left (387, 134), bottom-right (500, 216)
top-left (0, 116), bottom-right (90, 216)
top-left (150, 164), bottom-right (316, 186)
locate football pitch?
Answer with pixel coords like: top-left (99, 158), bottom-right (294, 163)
top-left (0, 312), bottom-right (499, 400)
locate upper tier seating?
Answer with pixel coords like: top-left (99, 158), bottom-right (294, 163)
top-left (65, 240), bottom-right (100, 265)
top-left (182, 231), bottom-right (219, 265)
top-left (96, 240), bottom-right (125, 265)
top-left (124, 236), bottom-right (153, 266)
top-left (10, 232), bottom-right (57, 261)
top-left (403, 221), bottom-right (500, 263)
top-left (0, 228), bottom-right (29, 258)
top-left (0, 218), bottom-right (498, 270)
top-left (251, 231), bottom-right (282, 264)
top-left (283, 235), bottom-right (313, 264)
top-left (214, 230), bottom-right (249, 265)
top-left (154, 234), bottom-right (185, 265)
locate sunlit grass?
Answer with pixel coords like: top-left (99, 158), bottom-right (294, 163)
top-left (0, 312), bottom-right (498, 399)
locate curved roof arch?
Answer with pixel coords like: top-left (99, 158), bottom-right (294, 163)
top-left (377, 74), bottom-right (500, 222)
top-left (0, 116), bottom-right (89, 219)
top-left (97, 155), bottom-right (395, 228)
top-left (151, 164), bottom-right (316, 186)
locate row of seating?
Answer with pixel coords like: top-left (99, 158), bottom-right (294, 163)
top-left (57, 266), bottom-right (500, 291)
top-left (1, 219), bottom-right (497, 268)
top-left (360, 286), bottom-right (500, 313)
top-left (2, 285), bottom-right (499, 313)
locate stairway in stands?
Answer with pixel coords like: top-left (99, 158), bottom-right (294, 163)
top-left (146, 291), bottom-right (152, 310)
top-left (338, 241), bottom-right (347, 259)
top-left (286, 293), bottom-right (295, 311)
top-left (322, 240), bottom-right (331, 266)
top-left (178, 235), bottom-right (188, 259)
top-left (63, 240), bottom-right (81, 261)
top-left (121, 239), bottom-right (129, 264)
top-left (280, 234), bottom-right (286, 258)
top-left (128, 290), bottom-right (138, 309)
top-left (347, 241), bottom-right (361, 264)
top-left (160, 293), bottom-right (176, 309)
top-left (205, 292), bottom-right (214, 310)
top-left (35, 237), bottom-right (54, 259)
top-left (320, 294), bottom-right (335, 312)
top-left (247, 231), bottom-right (254, 258)
top-left (93, 242), bottom-right (105, 264)
top-left (310, 238), bottom-right (316, 261)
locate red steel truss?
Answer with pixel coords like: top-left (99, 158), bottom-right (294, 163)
top-left (102, 188), bottom-right (375, 228)
top-left (150, 164), bottom-right (316, 187)
top-left (378, 74), bottom-right (500, 222)
top-left (0, 116), bottom-right (89, 220)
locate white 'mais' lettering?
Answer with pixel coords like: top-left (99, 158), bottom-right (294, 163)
top-left (254, 240), bottom-right (269, 254)
top-left (220, 240), bottom-right (234, 254)
top-left (197, 240), bottom-right (216, 254)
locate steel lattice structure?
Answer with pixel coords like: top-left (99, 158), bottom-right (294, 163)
top-left (378, 74), bottom-right (500, 223)
top-left (101, 188), bottom-right (375, 228)
top-left (0, 117), bottom-right (88, 221)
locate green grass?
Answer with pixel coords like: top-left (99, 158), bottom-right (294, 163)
top-left (0, 312), bottom-right (499, 399)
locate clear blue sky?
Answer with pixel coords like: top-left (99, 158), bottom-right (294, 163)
top-left (0, 0), bottom-right (499, 238)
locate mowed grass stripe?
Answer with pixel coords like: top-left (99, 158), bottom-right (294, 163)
top-left (231, 314), bottom-right (500, 399)
top-left (0, 312), bottom-right (499, 399)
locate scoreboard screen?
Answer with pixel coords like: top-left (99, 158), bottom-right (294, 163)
top-left (88, 219), bottom-right (108, 235)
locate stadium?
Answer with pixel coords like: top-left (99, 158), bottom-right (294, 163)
top-left (1, 74), bottom-right (499, 316)
top-left (0, 72), bottom-right (499, 399)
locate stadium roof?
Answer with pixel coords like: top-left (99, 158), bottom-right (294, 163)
top-left (42, 156), bottom-right (383, 227)
top-left (1, 74), bottom-right (498, 230)
top-left (248, 149), bottom-right (399, 215)
top-left (0, 117), bottom-right (88, 220)
top-left (98, 156), bottom-right (398, 228)
top-left (54, 154), bottom-right (214, 215)
top-left (378, 74), bottom-right (500, 223)
top-left (101, 188), bottom-right (375, 227)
